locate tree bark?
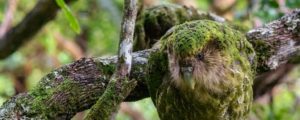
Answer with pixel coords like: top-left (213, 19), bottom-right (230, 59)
top-left (85, 0), bottom-right (138, 119)
top-left (247, 9), bottom-right (300, 72)
top-left (0, 49), bottom-right (153, 119)
top-left (246, 9), bottom-right (300, 99)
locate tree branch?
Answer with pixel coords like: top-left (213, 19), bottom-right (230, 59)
top-left (253, 64), bottom-right (295, 99)
top-left (0, 0), bottom-right (75, 59)
top-left (85, 0), bottom-right (138, 119)
top-left (0, 49), bottom-right (154, 119)
top-left (247, 9), bottom-right (300, 73)
top-left (247, 9), bottom-right (300, 99)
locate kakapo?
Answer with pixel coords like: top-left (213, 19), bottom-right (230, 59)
top-left (147, 20), bottom-right (256, 120)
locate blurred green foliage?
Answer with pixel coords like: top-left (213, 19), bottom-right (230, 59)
top-left (55, 0), bottom-right (81, 34)
top-left (250, 66), bottom-right (300, 120)
top-left (0, 0), bottom-right (300, 120)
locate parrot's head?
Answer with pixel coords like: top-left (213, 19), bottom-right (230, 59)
top-left (162, 20), bottom-right (254, 92)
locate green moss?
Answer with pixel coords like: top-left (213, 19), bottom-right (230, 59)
top-left (288, 55), bottom-right (300, 63)
top-left (143, 4), bottom-right (210, 40)
top-left (86, 76), bottom-right (137, 119)
top-left (143, 5), bottom-right (180, 40)
top-left (133, 18), bottom-right (147, 51)
top-left (147, 51), bottom-right (168, 102)
top-left (97, 63), bottom-right (115, 75)
top-left (22, 78), bottom-right (82, 118)
top-left (175, 7), bottom-right (189, 23)
top-left (228, 21), bottom-right (252, 33)
top-left (251, 40), bottom-right (275, 73)
top-left (85, 79), bottom-right (118, 120)
top-left (135, 4), bottom-right (218, 51)
top-left (161, 20), bottom-right (255, 72)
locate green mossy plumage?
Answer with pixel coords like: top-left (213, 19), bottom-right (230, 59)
top-left (148, 20), bottom-right (256, 120)
top-left (161, 20), bottom-right (254, 63)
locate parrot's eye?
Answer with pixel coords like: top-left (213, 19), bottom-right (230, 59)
top-left (196, 53), bottom-right (204, 60)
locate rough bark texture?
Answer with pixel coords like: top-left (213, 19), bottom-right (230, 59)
top-left (247, 9), bottom-right (300, 73)
top-left (0, 49), bottom-right (153, 119)
top-left (0, 0), bottom-right (75, 59)
top-left (85, 0), bottom-right (138, 119)
top-left (0, 5), bottom-right (300, 120)
top-left (246, 9), bottom-right (300, 98)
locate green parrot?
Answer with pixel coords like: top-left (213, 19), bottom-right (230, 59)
top-left (147, 20), bottom-right (256, 120)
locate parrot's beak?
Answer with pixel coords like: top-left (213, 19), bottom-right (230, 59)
top-left (181, 67), bottom-right (195, 90)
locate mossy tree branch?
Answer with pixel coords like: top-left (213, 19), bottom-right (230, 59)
top-left (247, 9), bottom-right (300, 72)
top-left (0, 49), bottom-right (154, 119)
top-left (246, 9), bottom-right (300, 98)
top-left (85, 0), bottom-right (138, 119)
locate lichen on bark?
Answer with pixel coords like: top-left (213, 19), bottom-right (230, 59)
top-left (0, 58), bottom-right (108, 119)
top-left (0, 49), bottom-right (153, 119)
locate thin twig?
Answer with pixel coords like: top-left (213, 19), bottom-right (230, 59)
top-left (115, 0), bottom-right (138, 78)
top-left (85, 0), bottom-right (138, 119)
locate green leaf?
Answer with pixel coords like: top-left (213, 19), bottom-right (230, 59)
top-left (55, 0), bottom-right (81, 34)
